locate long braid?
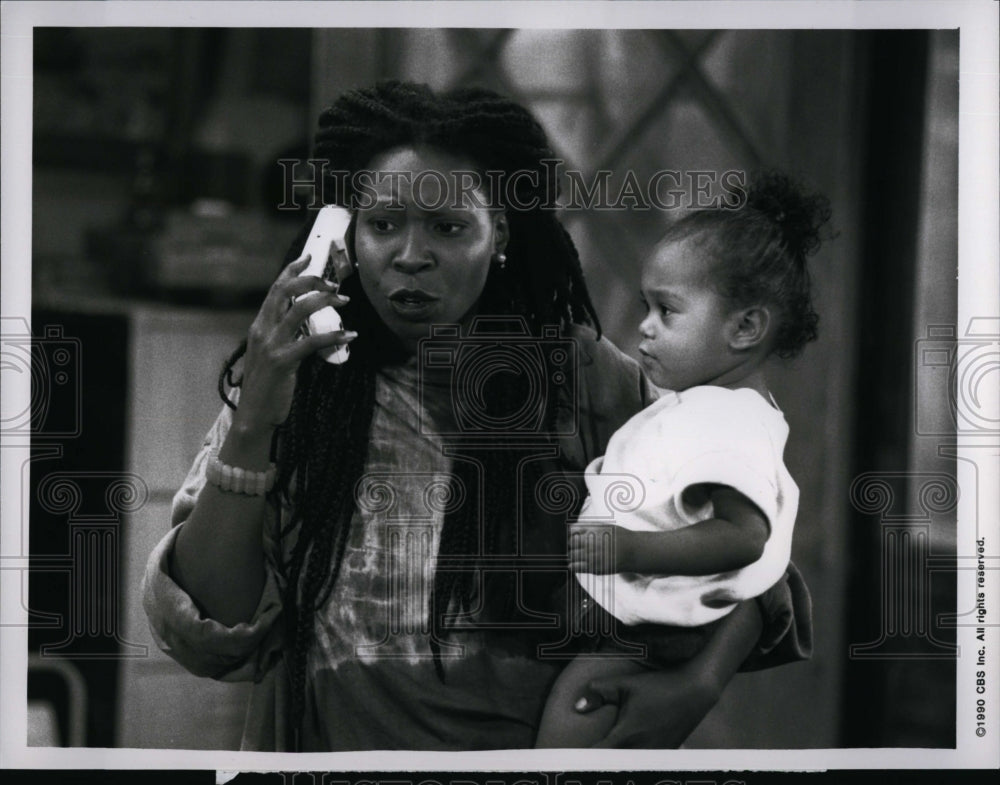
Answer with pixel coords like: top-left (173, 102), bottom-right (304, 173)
top-left (274, 357), bottom-right (379, 738)
top-left (557, 223), bottom-right (603, 333)
top-left (218, 340), bottom-right (247, 411)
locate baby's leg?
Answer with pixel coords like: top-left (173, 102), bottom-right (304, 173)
top-left (535, 655), bottom-right (647, 748)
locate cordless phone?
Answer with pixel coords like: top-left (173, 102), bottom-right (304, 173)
top-left (296, 205), bottom-right (352, 364)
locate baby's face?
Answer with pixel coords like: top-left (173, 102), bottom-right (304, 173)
top-left (637, 238), bottom-right (739, 391)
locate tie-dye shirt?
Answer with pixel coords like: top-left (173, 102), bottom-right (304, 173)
top-left (298, 357), bottom-right (568, 749)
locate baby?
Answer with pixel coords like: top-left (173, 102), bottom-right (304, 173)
top-left (536, 171), bottom-right (829, 747)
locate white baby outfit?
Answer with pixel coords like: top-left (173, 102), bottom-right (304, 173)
top-left (574, 385), bottom-right (798, 627)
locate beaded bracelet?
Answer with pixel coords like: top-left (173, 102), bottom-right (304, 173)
top-left (206, 448), bottom-right (276, 496)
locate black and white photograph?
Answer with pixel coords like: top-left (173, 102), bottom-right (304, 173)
top-left (1, 0), bottom-right (997, 781)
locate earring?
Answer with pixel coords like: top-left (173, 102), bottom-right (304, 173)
top-left (493, 252), bottom-right (507, 270)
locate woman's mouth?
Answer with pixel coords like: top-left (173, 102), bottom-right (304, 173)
top-left (388, 289), bottom-right (438, 320)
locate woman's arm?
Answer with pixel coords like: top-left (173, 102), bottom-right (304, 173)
top-left (170, 254), bottom-right (354, 626)
top-left (574, 598), bottom-right (763, 748)
top-left (568, 486), bottom-right (770, 576)
top-left (170, 421), bottom-right (277, 625)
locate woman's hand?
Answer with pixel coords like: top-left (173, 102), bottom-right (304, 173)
top-left (573, 661), bottom-right (721, 747)
top-left (233, 253), bottom-right (355, 433)
top-left (574, 600), bottom-right (764, 747)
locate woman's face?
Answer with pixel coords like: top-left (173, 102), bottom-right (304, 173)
top-left (353, 145), bottom-right (508, 351)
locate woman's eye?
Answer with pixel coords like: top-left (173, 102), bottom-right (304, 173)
top-left (659, 304), bottom-right (672, 317)
top-left (434, 221), bottom-right (465, 236)
top-left (368, 218), bottom-right (395, 232)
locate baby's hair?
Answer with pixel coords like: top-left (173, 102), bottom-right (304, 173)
top-left (663, 170), bottom-right (832, 358)
top-left (217, 80), bottom-right (602, 733)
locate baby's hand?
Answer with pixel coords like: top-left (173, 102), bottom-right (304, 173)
top-left (568, 525), bottom-right (632, 574)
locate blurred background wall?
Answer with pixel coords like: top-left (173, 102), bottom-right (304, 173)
top-left (25, 27), bottom-right (959, 750)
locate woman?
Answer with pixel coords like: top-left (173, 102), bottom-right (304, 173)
top-left (143, 81), bottom-right (811, 751)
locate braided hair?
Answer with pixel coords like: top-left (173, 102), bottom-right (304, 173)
top-left (218, 81), bottom-right (601, 737)
top-left (662, 170), bottom-right (832, 358)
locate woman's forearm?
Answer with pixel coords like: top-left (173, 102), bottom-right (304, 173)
top-left (693, 599), bottom-right (763, 692)
top-left (170, 420), bottom-right (275, 626)
top-left (168, 256), bottom-right (354, 627)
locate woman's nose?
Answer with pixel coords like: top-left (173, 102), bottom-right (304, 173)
top-left (638, 313), bottom-right (655, 338)
top-left (392, 227), bottom-right (434, 274)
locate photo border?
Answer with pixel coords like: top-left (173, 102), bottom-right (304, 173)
top-left (2, 0), bottom-right (997, 777)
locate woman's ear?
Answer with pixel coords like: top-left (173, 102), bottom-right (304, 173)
top-left (728, 305), bottom-right (771, 351)
top-left (493, 213), bottom-right (510, 255)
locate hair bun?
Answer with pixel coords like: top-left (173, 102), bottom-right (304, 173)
top-left (746, 170), bottom-right (832, 259)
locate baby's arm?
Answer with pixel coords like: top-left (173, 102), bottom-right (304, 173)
top-left (568, 485), bottom-right (769, 575)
